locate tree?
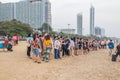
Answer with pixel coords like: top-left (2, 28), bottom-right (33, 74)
top-left (0, 31), bottom-right (6, 36)
top-left (0, 20), bottom-right (33, 36)
top-left (39, 23), bottom-right (52, 33)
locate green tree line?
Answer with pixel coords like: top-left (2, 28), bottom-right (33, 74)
top-left (0, 20), bottom-right (33, 36)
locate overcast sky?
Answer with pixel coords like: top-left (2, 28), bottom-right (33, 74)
top-left (0, 0), bottom-right (120, 37)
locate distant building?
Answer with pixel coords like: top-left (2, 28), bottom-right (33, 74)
top-left (101, 28), bottom-right (105, 37)
top-left (43, 0), bottom-right (51, 26)
top-left (0, 0), bottom-right (51, 29)
top-left (60, 29), bottom-right (76, 34)
top-left (90, 5), bottom-right (95, 35)
top-left (95, 27), bottom-right (105, 37)
top-left (0, 3), bottom-right (14, 21)
top-left (95, 27), bottom-right (101, 36)
top-left (77, 13), bottom-right (83, 35)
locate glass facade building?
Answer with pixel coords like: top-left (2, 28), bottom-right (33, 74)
top-left (90, 5), bottom-right (95, 35)
top-left (0, 0), bottom-right (51, 29)
top-left (77, 13), bottom-right (83, 36)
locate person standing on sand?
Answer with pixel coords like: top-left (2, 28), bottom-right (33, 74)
top-left (115, 42), bottom-right (120, 59)
top-left (83, 39), bottom-right (88, 55)
top-left (108, 40), bottom-right (114, 56)
top-left (38, 34), bottom-right (44, 58)
top-left (69, 38), bottom-right (75, 56)
top-left (74, 37), bottom-right (79, 56)
top-left (26, 34), bottom-right (33, 58)
top-left (101, 40), bottom-right (105, 49)
top-left (49, 34), bottom-right (54, 60)
top-left (54, 37), bottom-right (61, 59)
top-left (31, 37), bottom-right (41, 64)
top-left (61, 38), bottom-right (66, 57)
top-left (16, 34), bottom-right (19, 45)
top-left (43, 34), bottom-right (52, 62)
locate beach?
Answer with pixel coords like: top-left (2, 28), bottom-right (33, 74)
top-left (0, 41), bottom-right (120, 80)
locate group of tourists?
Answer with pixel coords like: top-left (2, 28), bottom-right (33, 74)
top-left (108, 39), bottom-right (120, 61)
top-left (26, 33), bottom-right (119, 63)
top-left (0, 34), bottom-right (19, 51)
top-left (1, 32), bottom-right (120, 63)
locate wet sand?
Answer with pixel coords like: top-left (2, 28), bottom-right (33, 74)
top-left (0, 41), bottom-right (120, 80)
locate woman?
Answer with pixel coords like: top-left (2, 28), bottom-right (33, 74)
top-left (43, 34), bottom-right (52, 62)
top-left (74, 37), bottom-right (79, 56)
top-left (83, 39), bottom-right (88, 55)
top-left (70, 38), bottom-right (75, 56)
top-left (31, 37), bottom-right (41, 63)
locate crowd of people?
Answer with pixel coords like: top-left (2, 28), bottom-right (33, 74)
top-left (26, 33), bottom-right (119, 63)
top-left (1, 33), bottom-right (120, 63)
top-left (0, 34), bottom-right (19, 51)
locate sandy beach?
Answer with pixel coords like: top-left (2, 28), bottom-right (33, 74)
top-left (0, 41), bottom-right (120, 80)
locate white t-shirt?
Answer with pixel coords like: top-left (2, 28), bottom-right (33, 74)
top-left (101, 41), bottom-right (105, 45)
top-left (54, 40), bottom-right (60, 49)
top-left (70, 40), bottom-right (75, 47)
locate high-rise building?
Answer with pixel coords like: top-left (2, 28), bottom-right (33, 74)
top-left (28, 1), bottom-right (43, 29)
top-left (90, 5), bottom-right (95, 35)
top-left (77, 13), bottom-right (83, 35)
top-left (95, 27), bottom-right (101, 36)
top-left (0, 2), bottom-right (14, 21)
top-left (101, 28), bottom-right (105, 37)
top-left (95, 27), bottom-right (105, 37)
top-left (15, 1), bottom-right (29, 24)
top-left (43, 0), bottom-right (51, 26)
top-left (0, 0), bottom-right (51, 29)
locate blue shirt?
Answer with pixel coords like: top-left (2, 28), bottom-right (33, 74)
top-left (108, 42), bottom-right (114, 49)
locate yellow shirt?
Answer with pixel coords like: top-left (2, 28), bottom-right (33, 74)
top-left (44, 40), bottom-right (51, 47)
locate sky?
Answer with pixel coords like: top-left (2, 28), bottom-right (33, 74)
top-left (0, 0), bottom-right (120, 37)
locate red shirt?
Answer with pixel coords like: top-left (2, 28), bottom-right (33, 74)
top-left (4, 40), bottom-right (9, 46)
top-left (16, 36), bottom-right (18, 40)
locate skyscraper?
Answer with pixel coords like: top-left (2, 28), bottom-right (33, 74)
top-left (95, 27), bottom-right (101, 36)
top-left (101, 28), bottom-right (105, 37)
top-left (90, 5), bottom-right (95, 35)
top-left (0, 2), bottom-right (14, 21)
top-left (77, 13), bottom-right (83, 35)
top-left (43, 0), bottom-right (51, 25)
top-left (95, 27), bottom-right (105, 37)
top-left (0, 0), bottom-right (51, 29)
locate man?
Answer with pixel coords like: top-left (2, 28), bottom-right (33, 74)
top-left (7, 39), bottom-right (13, 51)
top-left (115, 42), bottom-right (120, 58)
top-left (54, 37), bottom-right (61, 59)
top-left (27, 34), bottom-right (33, 58)
top-left (65, 38), bottom-right (70, 56)
top-left (108, 40), bottom-right (114, 56)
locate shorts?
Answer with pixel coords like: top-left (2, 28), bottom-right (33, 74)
top-left (38, 48), bottom-right (42, 53)
top-left (32, 49), bottom-right (39, 56)
top-left (46, 47), bottom-right (51, 53)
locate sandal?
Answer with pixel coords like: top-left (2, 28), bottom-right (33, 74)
top-left (37, 62), bottom-right (41, 64)
top-left (34, 61), bottom-right (37, 63)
